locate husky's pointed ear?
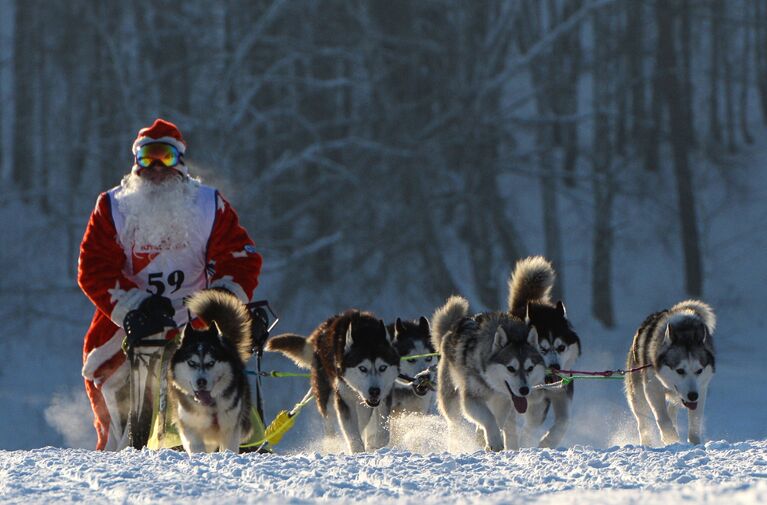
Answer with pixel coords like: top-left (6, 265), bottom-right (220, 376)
top-left (556, 300), bottom-right (567, 318)
top-left (344, 323), bottom-right (354, 353)
top-left (394, 317), bottom-right (405, 337)
top-left (663, 324), bottom-right (673, 346)
top-left (527, 325), bottom-right (539, 348)
top-left (379, 319), bottom-right (391, 343)
top-left (180, 323), bottom-right (193, 343)
top-left (418, 316), bottom-right (430, 334)
top-left (493, 325), bottom-right (508, 351)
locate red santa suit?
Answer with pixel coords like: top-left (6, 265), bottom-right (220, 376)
top-left (78, 120), bottom-right (262, 450)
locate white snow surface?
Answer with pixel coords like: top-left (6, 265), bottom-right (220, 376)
top-left (2, 441), bottom-right (767, 504)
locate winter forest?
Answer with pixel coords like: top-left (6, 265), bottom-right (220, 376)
top-left (2, 1), bottom-right (767, 502)
top-left (3, 0), bottom-right (767, 324)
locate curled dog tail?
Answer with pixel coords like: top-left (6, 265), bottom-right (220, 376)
top-left (670, 299), bottom-right (717, 334)
top-left (186, 289), bottom-right (253, 363)
top-left (266, 334), bottom-right (313, 369)
top-left (431, 295), bottom-right (470, 350)
top-left (507, 256), bottom-right (556, 318)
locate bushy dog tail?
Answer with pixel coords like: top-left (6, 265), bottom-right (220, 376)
top-left (670, 299), bottom-right (717, 334)
top-left (507, 256), bottom-right (556, 318)
top-left (266, 334), bottom-right (313, 369)
top-left (186, 289), bottom-right (252, 362)
top-left (431, 295), bottom-right (470, 350)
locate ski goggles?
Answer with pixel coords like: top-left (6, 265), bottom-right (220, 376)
top-left (135, 143), bottom-right (183, 169)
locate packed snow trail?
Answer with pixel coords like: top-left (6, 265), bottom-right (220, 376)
top-left (2, 441), bottom-right (766, 504)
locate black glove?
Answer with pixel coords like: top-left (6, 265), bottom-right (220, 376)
top-left (123, 295), bottom-right (176, 350)
top-left (250, 305), bottom-right (270, 352)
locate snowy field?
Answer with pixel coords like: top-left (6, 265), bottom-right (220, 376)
top-left (2, 441), bottom-right (767, 504)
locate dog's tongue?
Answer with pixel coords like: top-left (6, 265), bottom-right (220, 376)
top-left (194, 390), bottom-right (214, 406)
top-left (683, 400), bottom-right (698, 410)
top-left (511, 393), bottom-right (528, 413)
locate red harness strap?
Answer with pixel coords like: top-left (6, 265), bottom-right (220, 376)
top-left (555, 364), bottom-right (652, 377)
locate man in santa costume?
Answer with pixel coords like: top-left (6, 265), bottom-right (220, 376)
top-left (78, 118), bottom-right (262, 450)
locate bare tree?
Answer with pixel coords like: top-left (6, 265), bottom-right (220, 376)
top-left (0, 0), bottom-right (15, 185)
top-left (756, 0), bottom-right (767, 124)
top-left (656, 0), bottom-right (703, 296)
top-left (590, 6), bottom-right (616, 327)
top-left (708, 0), bottom-right (724, 150)
top-left (740, 1), bottom-right (755, 144)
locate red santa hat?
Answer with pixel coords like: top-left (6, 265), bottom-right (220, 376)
top-left (131, 118), bottom-right (188, 176)
top-left (132, 118), bottom-right (187, 154)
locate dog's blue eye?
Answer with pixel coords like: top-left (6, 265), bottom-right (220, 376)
top-left (378, 365), bottom-right (388, 372)
top-left (526, 366), bottom-right (534, 373)
top-left (205, 361), bottom-right (215, 368)
top-left (359, 366), bottom-right (368, 373)
top-left (507, 366), bottom-right (516, 373)
top-left (695, 369), bottom-right (703, 375)
top-left (556, 345), bottom-right (566, 353)
top-left (676, 368), bottom-right (685, 375)
top-left (187, 360), bottom-right (198, 369)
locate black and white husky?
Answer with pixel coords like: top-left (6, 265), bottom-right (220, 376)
top-left (625, 300), bottom-right (716, 446)
top-left (266, 310), bottom-right (400, 453)
top-left (388, 317), bottom-right (436, 416)
top-left (169, 290), bottom-right (253, 453)
top-left (431, 295), bottom-right (546, 451)
top-left (508, 256), bottom-right (581, 448)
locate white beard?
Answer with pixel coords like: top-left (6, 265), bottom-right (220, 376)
top-left (114, 173), bottom-right (201, 251)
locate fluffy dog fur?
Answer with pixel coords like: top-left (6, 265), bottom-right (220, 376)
top-left (168, 290), bottom-right (253, 453)
top-left (625, 300), bottom-right (716, 446)
top-left (431, 295), bottom-right (545, 451)
top-left (388, 317), bottom-right (436, 416)
top-left (508, 256), bottom-right (582, 448)
top-left (266, 310), bottom-right (400, 453)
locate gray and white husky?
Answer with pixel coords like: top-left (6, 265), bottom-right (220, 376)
top-left (388, 317), bottom-right (436, 416)
top-left (508, 256), bottom-right (581, 448)
top-left (431, 296), bottom-right (546, 451)
top-left (169, 290), bottom-right (254, 453)
top-left (266, 310), bottom-right (400, 453)
top-left (625, 300), bottom-right (716, 446)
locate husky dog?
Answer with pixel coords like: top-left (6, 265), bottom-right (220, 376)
top-left (625, 300), bottom-right (716, 446)
top-left (388, 317), bottom-right (436, 416)
top-left (508, 256), bottom-right (581, 448)
top-left (169, 290), bottom-right (253, 453)
top-left (266, 310), bottom-right (400, 453)
top-left (431, 295), bottom-right (545, 451)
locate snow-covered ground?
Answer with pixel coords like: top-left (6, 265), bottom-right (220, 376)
top-left (2, 441), bottom-right (767, 504)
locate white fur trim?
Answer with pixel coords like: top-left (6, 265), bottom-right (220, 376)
top-left (132, 136), bottom-right (186, 154)
top-left (109, 286), bottom-right (150, 327)
top-left (209, 276), bottom-right (249, 304)
top-left (82, 330), bottom-right (125, 383)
